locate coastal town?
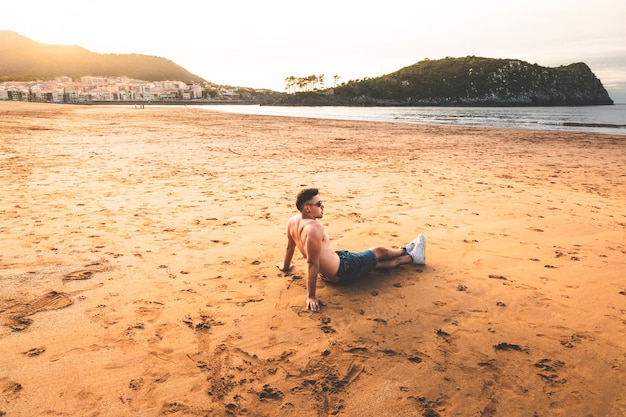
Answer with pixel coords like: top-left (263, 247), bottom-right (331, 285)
top-left (0, 76), bottom-right (246, 103)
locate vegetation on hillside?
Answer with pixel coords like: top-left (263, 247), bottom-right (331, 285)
top-left (281, 57), bottom-right (613, 106)
top-left (0, 31), bottom-right (206, 83)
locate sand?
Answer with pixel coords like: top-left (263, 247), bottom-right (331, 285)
top-left (0, 101), bottom-right (625, 417)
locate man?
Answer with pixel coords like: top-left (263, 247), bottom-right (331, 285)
top-left (277, 188), bottom-right (426, 311)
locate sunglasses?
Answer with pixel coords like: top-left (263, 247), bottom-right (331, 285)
top-left (305, 201), bottom-right (323, 207)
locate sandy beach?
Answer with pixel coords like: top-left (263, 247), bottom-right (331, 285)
top-left (1, 101), bottom-right (625, 417)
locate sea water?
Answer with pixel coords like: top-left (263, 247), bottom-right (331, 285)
top-left (198, 104), bottom-right (626, 136)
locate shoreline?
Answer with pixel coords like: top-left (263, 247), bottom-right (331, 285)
top-left (3, 100), bottom-right (626, 136)
top-left (1, 102), bottom-right (625, 416)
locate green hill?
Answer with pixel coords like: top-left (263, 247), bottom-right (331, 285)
top-left (285, 56), bottom-right (614, 106)
top-left (0, 31), bottom-right (206, 83)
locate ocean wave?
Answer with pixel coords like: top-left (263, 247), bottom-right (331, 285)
top-left (562, 122), bottom-right (626, 129)
top-left (198, 104), bottom-right (626, 136)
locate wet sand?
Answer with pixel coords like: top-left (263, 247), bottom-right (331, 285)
top-left (1, 101), bottom-right (625, 416)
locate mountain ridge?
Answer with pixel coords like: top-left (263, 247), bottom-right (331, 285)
top-left (0, 31), bottom-right (206, 83)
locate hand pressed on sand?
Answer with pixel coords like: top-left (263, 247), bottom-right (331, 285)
top-left (306, 296), bottom-right (325, 312)
top-left (276, 262), bottom-right (294, 272)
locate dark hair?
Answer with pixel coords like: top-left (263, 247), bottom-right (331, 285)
top-left (296, 188), bottom-right (319, 211)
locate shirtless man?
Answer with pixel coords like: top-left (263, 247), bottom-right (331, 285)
top-left (277, 188), bottom-right (426, 311)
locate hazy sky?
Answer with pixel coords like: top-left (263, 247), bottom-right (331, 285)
top-left (3, 0), bottom-right (626, 100)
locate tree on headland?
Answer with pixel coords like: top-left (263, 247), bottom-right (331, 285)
top-left (284, 74), bottom-right (328, 93)
top-left (317, 74), bottom-right (325, 90)
top-left (284, 75), bottom-right (296, 94)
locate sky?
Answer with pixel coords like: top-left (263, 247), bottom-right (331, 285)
top-left (2, 0), bottom-right (626, 102)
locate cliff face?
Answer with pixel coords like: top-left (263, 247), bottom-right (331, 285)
top-left (332, 57), bottom-right (613, 106)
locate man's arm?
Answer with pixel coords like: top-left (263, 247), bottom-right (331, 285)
top-left (278, 230), bottom-right (296, 272)
top-left (304, 222), bottom-right (324, 311)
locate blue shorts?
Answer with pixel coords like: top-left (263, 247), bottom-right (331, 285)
top-left (324, 249), bottom-right (377, 285)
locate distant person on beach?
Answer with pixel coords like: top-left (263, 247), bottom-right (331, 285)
top-left (277, 188), bottom-right (426, 311)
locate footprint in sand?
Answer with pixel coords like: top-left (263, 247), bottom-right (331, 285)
top-left (488, 274), bottom-right (508, 281)
top-left (3, 291), bottom-right (73, 331)
top-left (64, 263), bottom-right (106, 281)
top-left (63, 270), bottom-right (95, 280)
top-left (493, 342), bottom-right (530, 353)
top-left (560, 332), bottom-right (595, 348)
top-left (535, 358), bottom-right (567, 384)
top-left (21, 347), bottom-right (46, 357)
top-left (0, 379), bottom-right (23, 399)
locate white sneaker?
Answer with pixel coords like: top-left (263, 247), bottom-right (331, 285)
top-left (408, 234), bottom-right (426, 265)
top-left (402, 235), bottom-right (422, 254)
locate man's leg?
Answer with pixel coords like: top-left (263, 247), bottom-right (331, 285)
top-left (371, 246), bottom-right (413, 269)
